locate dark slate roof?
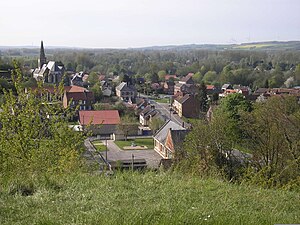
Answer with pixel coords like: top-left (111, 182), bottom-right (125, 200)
top-left (221, 84), bottom-right (233, 90)
top-left (174, 94), bottom-right (191, 104)
top-left (154, 120), bottom-right (185, 144)
top-left (254, 88), bottom-right (268, 95)
top-left (181, 74), bottom-right (194, 84)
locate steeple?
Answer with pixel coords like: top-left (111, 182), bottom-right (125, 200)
top-left (38, 40), bottom-right (47, 69)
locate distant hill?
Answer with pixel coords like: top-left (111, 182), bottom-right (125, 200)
top-left (136, 41), bottom-right (300, 51)
top-left (232, 41), bottom-right (300, 51)
top-left (1, 41), bottom-right (300, 54)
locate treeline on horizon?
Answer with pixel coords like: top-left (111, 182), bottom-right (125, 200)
top-left (1, 46), bottom-right (300, 89)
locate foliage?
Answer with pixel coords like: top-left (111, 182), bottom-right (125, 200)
top-left (197, 82), bottom-right (209, 113)
top-left (149, 117), bottom-right (164, 133)
top-left (215, 93), bottom-right (253, 143)
top-left (157, 70), bottom-right (166, 81)
top-left (87, 71), bottom-right (99, 86)
top-left (203, 71), bottom-right (217, 84)
top-left (117, 115), bottom-right (138, 141)
top-left (241, 96), bottom-right (300, 188)
top-left (90, 83), bottom-right (103, 102)
top-left (181, 115), bottom-right (244, 180)
top-left (0, 62), bottom-right (84, 184)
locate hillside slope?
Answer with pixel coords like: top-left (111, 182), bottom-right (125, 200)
top-left (1, 171), bottom-right (299, 225)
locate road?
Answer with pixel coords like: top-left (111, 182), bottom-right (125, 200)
top-left (138, 92), bottom-right (188, 127)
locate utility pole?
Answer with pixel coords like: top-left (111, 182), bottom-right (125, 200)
top-left (131, 154), bottom-right (134, 170)
top-left (105, 139), bottom-right (108, 161)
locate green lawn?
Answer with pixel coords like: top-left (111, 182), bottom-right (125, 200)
top-left (155, 98), bottom-right (170, 103)
top-left (115, 138), bottom-right (154, 150)
top-left (1, 171), bottom-right (299, 225)
top-left (92, 140), bottom-right (108, 152)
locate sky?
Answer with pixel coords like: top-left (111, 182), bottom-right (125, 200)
top-left (0, 0), bottom-right (300, 48)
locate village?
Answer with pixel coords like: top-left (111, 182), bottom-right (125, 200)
top-left (26, 41), bottom-right (300, 170)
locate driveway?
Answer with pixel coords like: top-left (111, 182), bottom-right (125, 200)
top-left (101, 140), bottom-right (162, 169)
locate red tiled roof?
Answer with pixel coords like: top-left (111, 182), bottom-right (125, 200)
top-left (225, 89), bottom-right (237, 93)
top-left (165, 74), bottom-right (178, 80)
top-left (28, 85), bottom-right (87, 94)
top-left (79, 110), bottom-right (120, 125)
top-left (64, 85), bottom-right (87, 92)
top-left (206, 85), bottom-right (215, 90)
top-left (66, 91), bottom-right (94, 101)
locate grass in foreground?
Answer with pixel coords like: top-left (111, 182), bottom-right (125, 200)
top-left (0, 171), bottom-right (299, 225)
top-left (115, 138), bottom-right (154, 150)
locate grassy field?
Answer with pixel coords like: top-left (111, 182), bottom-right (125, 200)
top-left (155, 98), bottom-right (170, 103)
top-left (233, 44), bottom-right (274, 49)
top-left (0, 171), bottom-right (299, 225)
top-left (115, 138), bottom-right (154, 150)
top-left (92, 140), bottom-right (107, 152)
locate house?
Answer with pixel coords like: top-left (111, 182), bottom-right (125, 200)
top-left (163, 80), bottom-right (175, 95)
top-left (153, 120), bottom-right (186, 159)
top-left (151, 82), bottom-right (162, 93)
top-left (134, 98), bottom-right (149, 116)
top-left (99, 80), bottom-right (113, 97)
top-left (116, 82), bottom-right (137, 101)
top-left (63, 86), bottom-right (94, 110)
top-left (165, 129), bottom-right (190, 159)
top-left (71, 72), bottom-right (85, 86)
top-left (33, 41), bottom-right (65, 84)
top-left (174, 74), bottom-right (197, 96)
top-left (173, 94), bottom-right (199, 118)
top-left (79, 110), bottom-right (120, 136)
top-left (139, 105), bottom-right (159, 126)
top-left (220, 84), bottom-right (251, 98)
top-left (221, 83), bottom-right (233, 91)
top-left (174, 83), bottom-right (197, 96)
top-left (206, 85), bottom-right (219, 95)
top-left (179, 74), bottom-right (194, 85)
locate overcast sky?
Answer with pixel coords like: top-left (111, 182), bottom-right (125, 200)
top-left (0, 0), bottom-right (299, 48)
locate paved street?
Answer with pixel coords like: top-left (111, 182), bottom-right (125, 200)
top-left (138, 92), bottom-right (187, 126)
top-left (102, 140), bottom-right (162, 169)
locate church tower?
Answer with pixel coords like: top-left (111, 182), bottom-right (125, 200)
top-left (38, 40), bottom-right (47, 69)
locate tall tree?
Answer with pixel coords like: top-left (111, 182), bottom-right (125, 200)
top-left (242, 96), bottom-right (300, 187)
top-left (197, 82), bottom-right (208, 114)
top-left (117, 115), bottom-right (138, 141)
